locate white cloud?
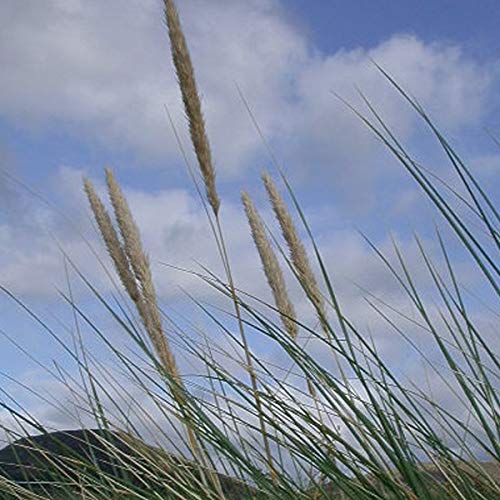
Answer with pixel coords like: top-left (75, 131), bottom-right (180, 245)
top-left (280, 35), bottom-right (494, 200)
top-left (0, 166), bottom-right (258, 301)
top-left (0, 1), bottom-right (496, 183)
top-left (0, 0), bottom-right (306, 175)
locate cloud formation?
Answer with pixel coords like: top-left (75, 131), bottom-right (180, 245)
top-left (0, 0), bottom-right (496, 181)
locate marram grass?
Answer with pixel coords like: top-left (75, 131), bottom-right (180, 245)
top-left (241, 190), bottom-right (298, 341)
top-left (0, 0), bottom-right (498, 498)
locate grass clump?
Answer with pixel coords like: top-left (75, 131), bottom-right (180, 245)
top-left (0, 0), bottom-right (498, 498)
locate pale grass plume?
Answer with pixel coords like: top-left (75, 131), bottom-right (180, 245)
top-left (262, 172), bottom-right (351, 405)
top-left (256, 175), bottom-right (335, 435)
top-left (83, 178), bottom-right (141, 304)
top-left (241, 190), bottom-right (328, 441)
top-left (163, 0), bottom-right (220, 215)
top-left (164, 0), bottom-right (274, 480)
top-left (85, 173), bottom-right (219, 492)
top-left (242, 191), bottom-right (298, 340)
top-left (105, 168), bottom-right (149, 291)
top-left (103, 168), bottom-right (180, 382)
top-left (262, 171), bottom-right (330, 335)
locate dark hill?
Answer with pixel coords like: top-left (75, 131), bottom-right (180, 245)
top-left (0, 428), bottom-right (258, 498)
top-left (2, 430), bottom-right (497, 498)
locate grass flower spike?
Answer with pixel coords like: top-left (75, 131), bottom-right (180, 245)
top-left (242, 191), bottom-right (298, 340)
top-left (163, 0), bottom-right (220, 215)
top-left (262, 171), bottom-right (330, 337)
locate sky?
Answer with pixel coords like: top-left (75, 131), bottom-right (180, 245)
top-left (0, 0), bottom-right (498, 446)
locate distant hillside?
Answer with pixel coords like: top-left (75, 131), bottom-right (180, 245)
top-left (1, 429), bottom-right (498, 498)
top-left (0, 428), bottom-right (258, 498)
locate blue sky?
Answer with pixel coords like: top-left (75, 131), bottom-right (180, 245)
top-left (0, 0), bottom-right (498, 440)
top-left (289, 0), bottom-right (500, 59)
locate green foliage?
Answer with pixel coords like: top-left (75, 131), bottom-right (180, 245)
top-left (0, 4), bottom-right (498, 500)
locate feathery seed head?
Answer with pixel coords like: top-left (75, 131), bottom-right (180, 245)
top-left (86, 171), bottom-right (181, 383)
top-left (262, 171), bottom-right (330, 335)
top-left (163, 0), bottom-right (220, 215)
top-left (105, 168), bottom-right (151, 286)
top-left (84, 178), bottom-right (140, 303)
top-left (242, 191), bottom-right (298, 339)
